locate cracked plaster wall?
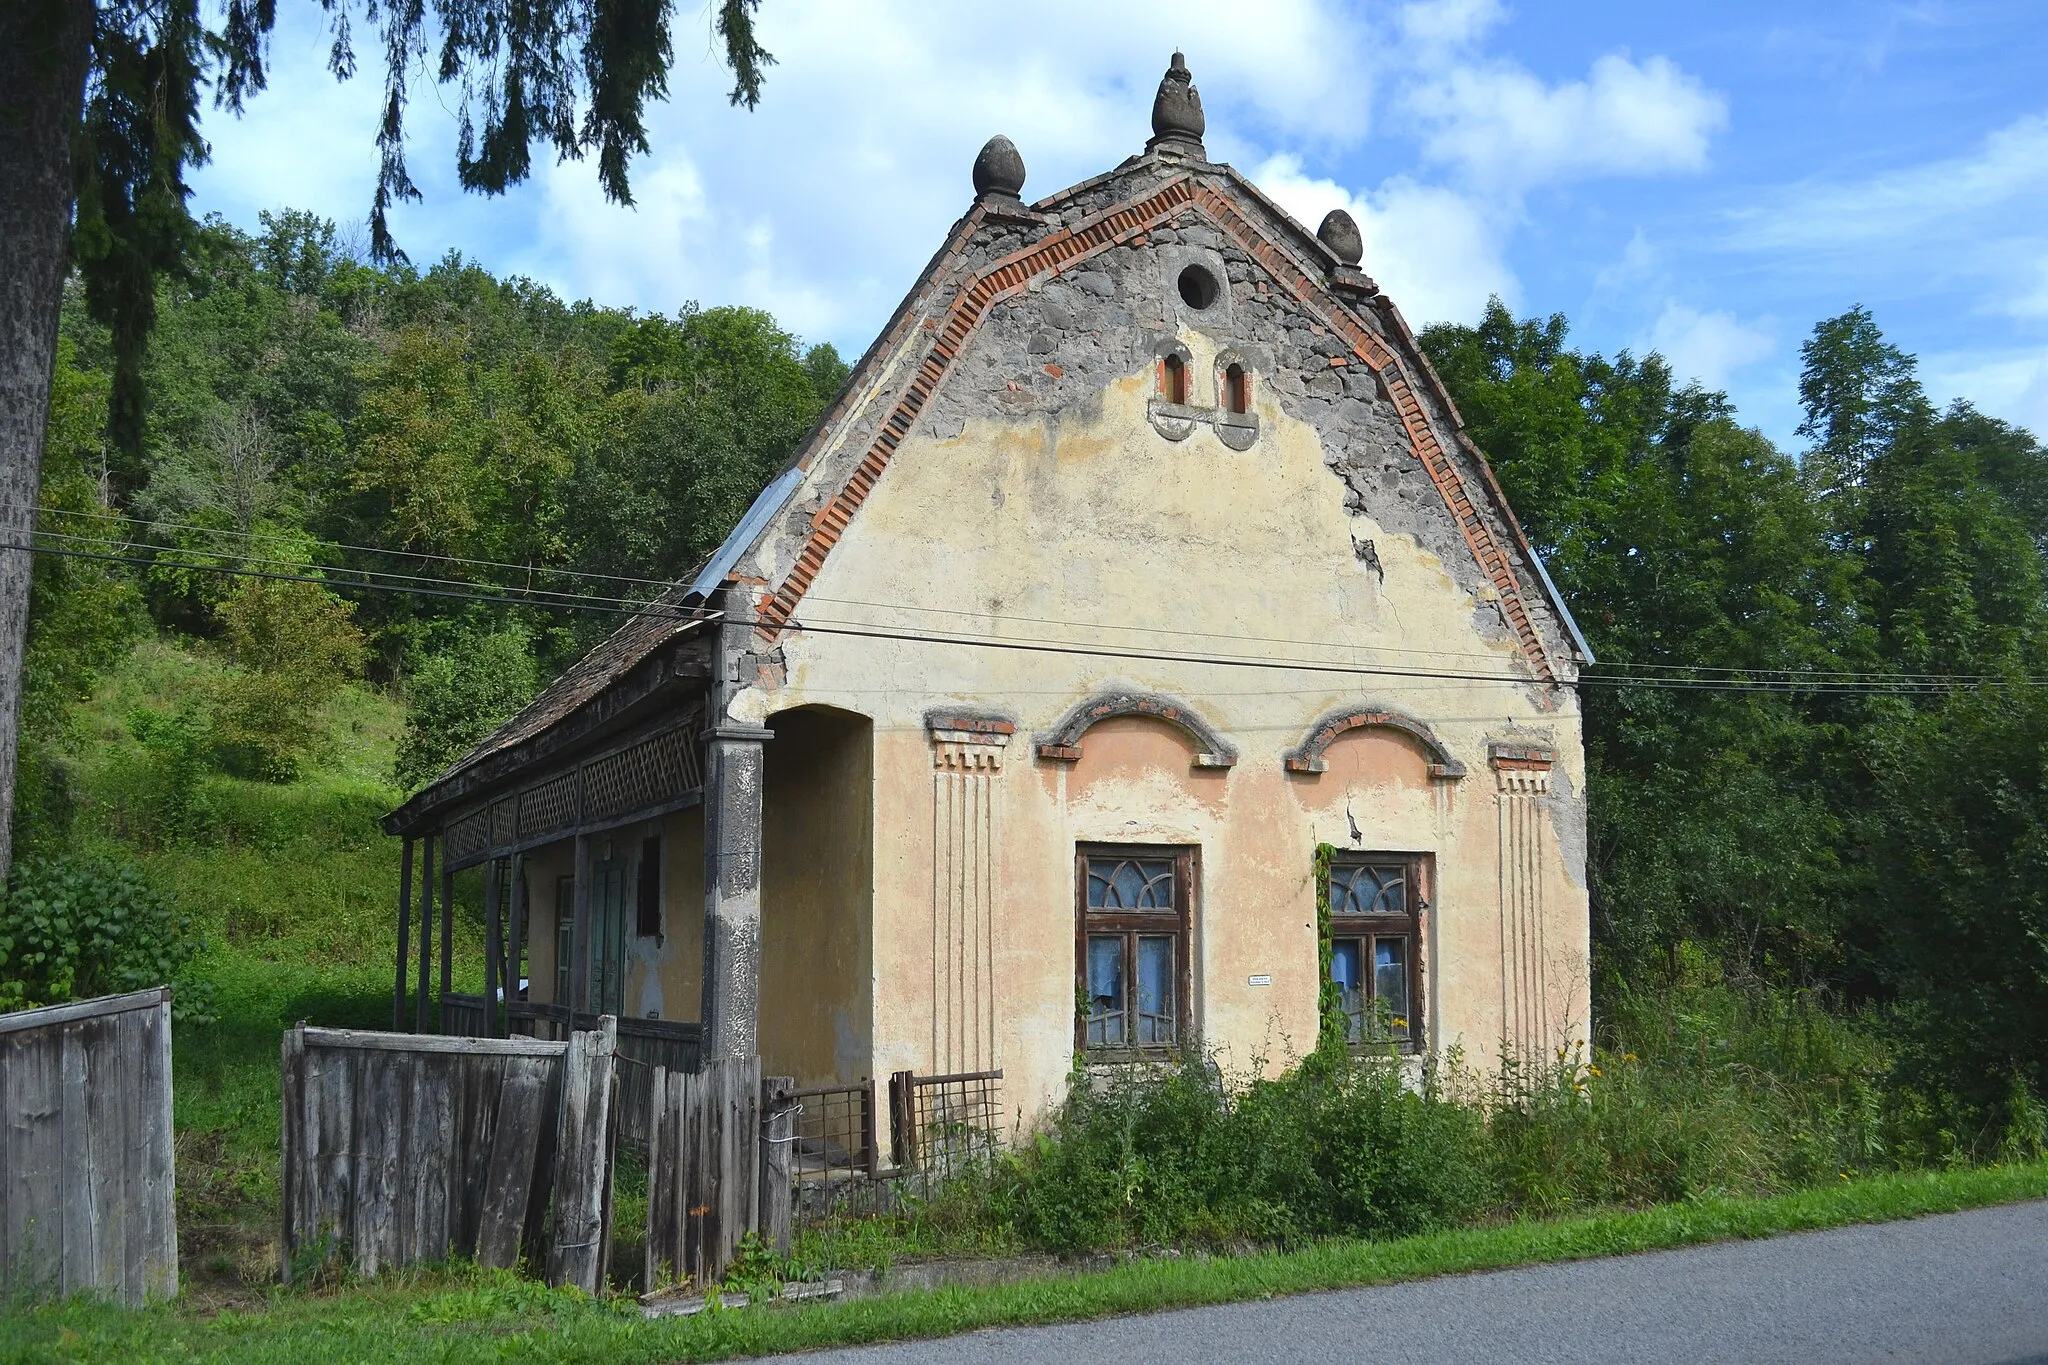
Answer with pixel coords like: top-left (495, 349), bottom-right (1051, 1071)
top-left (722, 169), bottom-right (1589, 1127)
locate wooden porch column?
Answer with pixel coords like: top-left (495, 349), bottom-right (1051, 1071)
top-left (393, 836), bottom-right (415, 1031)
top-left (483, 856), bottom-right (502, 1037)
top-left (570, 833), bottom-right (592, 1014)
top-left (701, 722), bottom-right (772, 1061)
top-left (415, 835), bottom-right (435, 1032)
top-left (507, 854), bottom-right (527, 1015)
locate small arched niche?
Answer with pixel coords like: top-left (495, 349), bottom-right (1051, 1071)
top-left (1161, 352), bottom-right (1189, 405)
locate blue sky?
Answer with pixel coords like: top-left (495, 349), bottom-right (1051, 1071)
top-left (189, 0), bottom-right (2048, 448)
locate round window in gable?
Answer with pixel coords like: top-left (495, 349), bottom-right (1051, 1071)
top-left (1176, 264), bottom-right (1220, 310)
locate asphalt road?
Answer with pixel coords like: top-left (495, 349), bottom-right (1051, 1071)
top-left (783, 1200), bottom-right (2048, 1364)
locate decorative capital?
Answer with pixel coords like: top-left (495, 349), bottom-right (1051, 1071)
top-left (927, 709), bottom-right (1014, 771)
top-left (1489, 740), bottom-right (1554, 793)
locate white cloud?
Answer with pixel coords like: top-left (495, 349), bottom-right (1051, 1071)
top-left (1408, 53), bottom-right (1728, 192)
top-left (1644, 303), bottom-right (1775, 391)
top-left (1397, 0), bottom-right (1506, 53)
top-left (188, 1), bottom-right (1723, 353)
top-left (1922, 349), bottom-right (2048, 439)
top-left (1727, 114), bottom-right (2048, 256)
top-left (1253, 153), bottom-right (1516, 325)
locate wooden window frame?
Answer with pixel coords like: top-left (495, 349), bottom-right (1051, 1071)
top-left (553, 873), bottom-right (575, 1007)
top-left (1075, 843), bottom-right (1196, 1060)
top-left (1326, 851), bottom-right (1427, 1053)
top-left (1223, 362), bottom-right (1250, 414)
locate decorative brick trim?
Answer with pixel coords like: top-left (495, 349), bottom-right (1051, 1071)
top-left (750, 172), bottom-right (1557, 684)
top-left (1186, 183), bottom-right (1556, 683)
top-left (1487, 741), bottom-right (1556, 769)
top-left (1284, 707), bottom-right (1466, 778)
top-left (1035, 690), bottom-right (1236, 769)
top-left (923, 710), bottom-right (1017, 738)
top-left (754, 179), bottom-right (1201, 635)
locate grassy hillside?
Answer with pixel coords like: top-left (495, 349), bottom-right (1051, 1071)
top-left (56, 637), bottom-right (488, 1296)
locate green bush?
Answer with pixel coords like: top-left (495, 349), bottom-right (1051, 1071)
top-left (211, 578), bottom-right (367, 781)
top-left (985, 1050), bottom-right (1487, 1252)
top-left (394, 626), bottom-right (541, 789)
top-left (102, 705), bottom-right (215, 845)
top-left (0, 854), bottom-right (214, 1020)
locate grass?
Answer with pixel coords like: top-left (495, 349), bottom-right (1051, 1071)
top-left (3, 1161), bottom-right (2044, 1363)
top-left (46, 640), bottom-right (491, 1295)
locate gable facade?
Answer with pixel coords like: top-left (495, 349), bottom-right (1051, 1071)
top-left (385, 55), bottom-right (1592, 1137)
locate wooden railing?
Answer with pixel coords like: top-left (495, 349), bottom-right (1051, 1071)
top-left (439, 992), bottom-right (490, 1038)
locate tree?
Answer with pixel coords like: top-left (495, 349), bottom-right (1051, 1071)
top-left (394, 625), bottom-right (543, 790)
top-left (0, 0), bottom-right (773, 883)
top-left (211, 575), bottom-right (367, 780)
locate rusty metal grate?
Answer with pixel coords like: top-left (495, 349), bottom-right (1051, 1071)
top-left (773, 1079), bottom-right (884, 1246)
top-left (891, 1068), bottom-right (1003, 1183)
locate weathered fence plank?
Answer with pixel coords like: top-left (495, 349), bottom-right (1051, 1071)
top-left (0, 988), bottom-right (177, 1305)
top-left (760, 1077), bottom-right (794, 1255)
top-left (281, 1021), bottom-right (616, 1288)
top-left (545, 1016), bottom-right (617, 1291)
top-left (644, 1056), bottom-right (761, 1288)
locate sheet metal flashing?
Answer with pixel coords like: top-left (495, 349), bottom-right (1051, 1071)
top-left (688, 466), bottom-right (805, 601)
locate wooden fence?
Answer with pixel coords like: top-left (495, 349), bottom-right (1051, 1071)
top-left (508, 1003), bottom-right (699, 1147)
top-left (644, 1056), bottom-right (761, 1288)
top-left (0, 988), bottom-right (178, 1305)
top-left (280, 1017), bottom-right (619, 1290)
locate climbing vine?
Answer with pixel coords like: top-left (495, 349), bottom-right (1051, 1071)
top-left (1313, 842), bottom-right (1348, 1055)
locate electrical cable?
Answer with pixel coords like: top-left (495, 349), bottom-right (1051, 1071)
top-left (34, 507), bottom-right (2022, 686)
top-left (11, 538), bottom-right (2028, 696)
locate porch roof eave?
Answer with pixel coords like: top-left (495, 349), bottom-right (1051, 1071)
top-left (379, 642), bottom-right (711, 841)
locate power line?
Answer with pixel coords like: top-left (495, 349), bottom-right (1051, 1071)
top-left (13, 540), bottom-right (719, 625)
top-left (782, 613), bottom-right (2023, 696)
top-left (33, 527), bottom-right (678, 616)
top-left (12, 538), bottom-right (2029, 697)
top-left (32, 503), bottom-right (680, 592)
top-left (36, 505), bottom-right (2024, 687)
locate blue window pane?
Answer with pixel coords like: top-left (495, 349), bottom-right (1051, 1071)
top-left (1136, 937), bottom-right (1176, 1045)
top-left (1375, 937), bottom-right (1410, 1039)
top-left (1330, 863), bottom-right (1406, 915)
top-left (1087, 936), bottom-right (1125, 1046)
top-left (1331, 939), bottom-right (1365, 1042)
top-left (1089, 858), bottom-right (1176, 910)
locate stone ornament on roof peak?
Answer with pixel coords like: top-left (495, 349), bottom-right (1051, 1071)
top-left (972, 135), bottom-right (1026, 204)
top-left (1148, 51), bottom-right (1206, 155)
top-left (1318, 209), bottom-right (1364, 266)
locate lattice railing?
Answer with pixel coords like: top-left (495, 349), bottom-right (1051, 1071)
top-left (436, 711), bottom-right (704, 868)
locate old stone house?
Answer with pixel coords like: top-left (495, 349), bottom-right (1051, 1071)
top-left (384, 53), bottom-right (1593, 1135)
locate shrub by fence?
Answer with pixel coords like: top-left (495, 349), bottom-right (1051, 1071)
top-left (280, 1017), bottom-right (618, 1290)
top-left (0, 988), bottom-right (177, 1305)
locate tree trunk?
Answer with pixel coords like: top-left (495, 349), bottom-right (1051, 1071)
top-left (0, 0), bottom-right (95, 883)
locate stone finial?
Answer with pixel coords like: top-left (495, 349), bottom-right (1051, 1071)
top-left (1147, 51), bottom-right (1206, 154)
top-left (972, 135), bottom-right (1026, 204)
top-left (1317, 209), bottom-right (1364, 265)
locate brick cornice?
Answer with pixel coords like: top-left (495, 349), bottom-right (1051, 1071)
top-left (751, 172), bottom-right (1557, 684)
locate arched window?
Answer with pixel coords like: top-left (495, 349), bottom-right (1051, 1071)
top-left (1161, 353), bottom-right (1188, 405)
top-left (1224, 363), bottom-right (1249, 414)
